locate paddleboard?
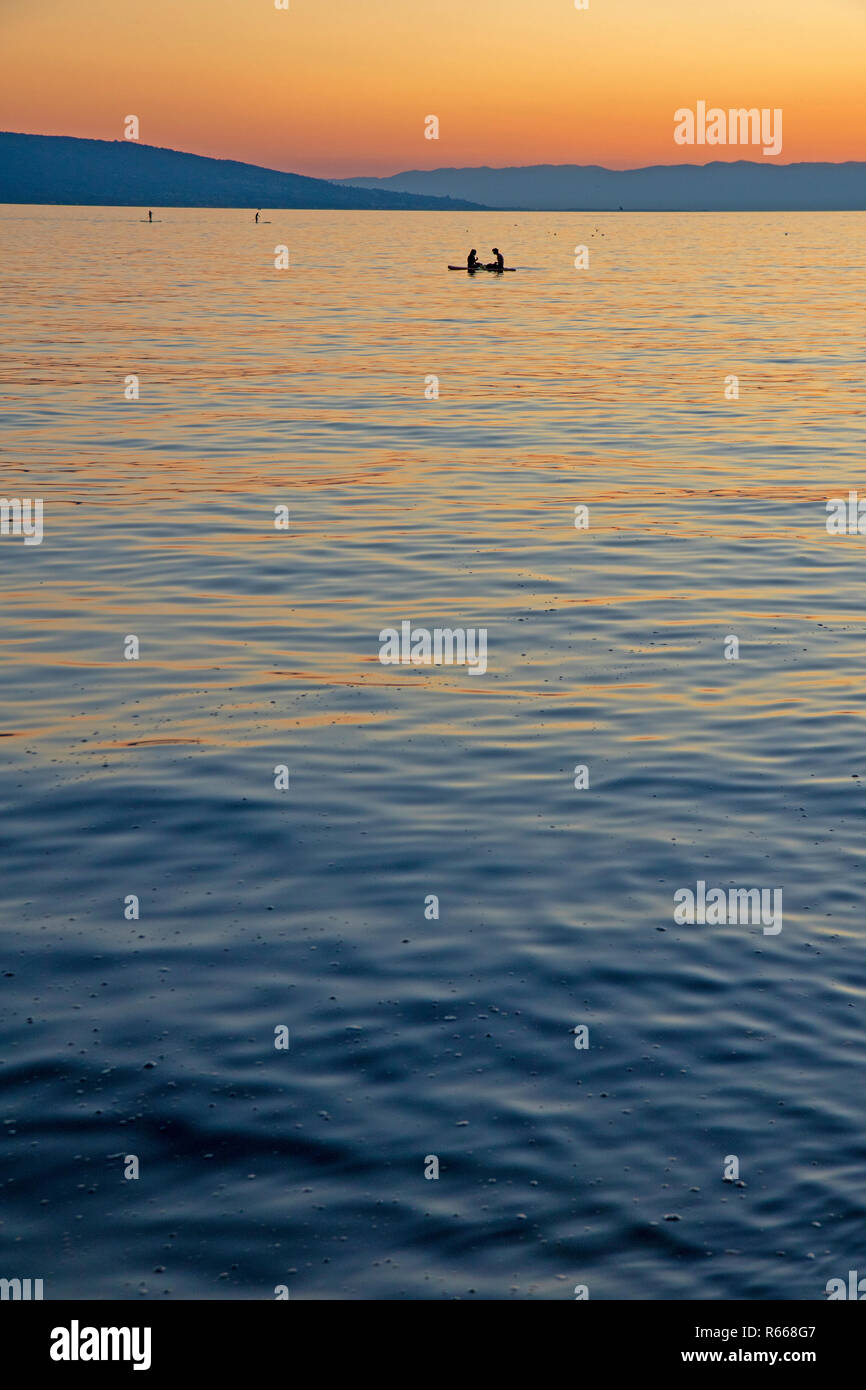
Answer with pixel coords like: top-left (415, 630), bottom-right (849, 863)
top-left (448, 265), bottom-right (516, 272)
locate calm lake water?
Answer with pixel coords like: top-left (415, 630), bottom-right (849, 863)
top-left (1, 206), bottom-right (865, 1299)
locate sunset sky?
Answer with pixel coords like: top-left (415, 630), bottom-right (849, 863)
top-left (1, 0), bottom-right (864, 177)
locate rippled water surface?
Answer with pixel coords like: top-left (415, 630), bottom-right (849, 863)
top-left (1, 207), bottom-right (866, 1299)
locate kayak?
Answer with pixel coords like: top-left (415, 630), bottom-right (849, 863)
top-left (448, 265), bottom-right (516, 272)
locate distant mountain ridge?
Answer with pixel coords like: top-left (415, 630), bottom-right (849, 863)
top-left (335, 161), bottom-right (866, 210)
top-left (0, 132), bottom-right (482, 210)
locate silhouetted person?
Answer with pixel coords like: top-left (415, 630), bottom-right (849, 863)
top-left (491, 247), bottom-right (504, 269)
top-left (148, 210), bottom-right (152, 223)
top-left (255, 210), bottom-right (260, 224)
top-left (467, 248), bottom-right (480, 269)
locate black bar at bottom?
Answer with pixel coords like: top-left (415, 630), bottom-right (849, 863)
top-left (1, 1299), bottom-right (860, 1375)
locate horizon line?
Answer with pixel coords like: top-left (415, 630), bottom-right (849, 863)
top-left (2, 132), bottom-right (864, 184)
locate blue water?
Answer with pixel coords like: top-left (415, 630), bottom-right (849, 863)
top-left (1, 207), bottom-right (865, 1298)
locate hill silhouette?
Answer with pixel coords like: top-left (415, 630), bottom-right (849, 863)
top-left (0, 132), bottom-right (482, 210)
top-left (335, 160), bottom-right (866, 210)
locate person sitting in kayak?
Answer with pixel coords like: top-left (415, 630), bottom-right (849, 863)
top-left (467, 248), bottom-right (480, 269)
top-left (490, 247), bottom-right (505, 270)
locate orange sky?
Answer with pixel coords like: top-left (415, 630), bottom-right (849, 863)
top-left (1, 0), bottom-right (864, 176)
